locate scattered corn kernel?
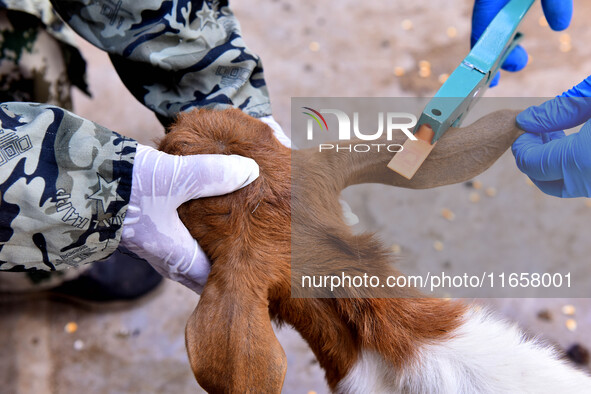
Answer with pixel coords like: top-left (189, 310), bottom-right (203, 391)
top-left (472, 180), bottom-right (483, 190)
top-left (418, 60), bottom-right (431, 69)
top-left (64, 322), bottom-right (78, 334)
top-left (446, 26), bottom-right (457, 38)
top-left (438, 73), bottom-right (449, 83)
top-left (562, 304), bottom-right (576, 316)
top-left (485, 187), bottom-right (497, 197)
top-left (391, 244), bottom-right (402, 254)
top-left (538, 16), bottom-right (549, 27)
top-left (433, 240), bottom-right (444, 251)
top-left (559, 33), bottom-right (571, 44)
top-left (417, 60), bottom-right (431, 78)
top-left (401, 19), bottom-right (413, 30)
top-left (441, 208), bottom-right (455, 221)
top-left (566, 318), bottom-right (577, 332)
top-left (308, 41), bottom-right (320, 52)
top-left (469, 192), bottom-right (480, 203)
top-left (73, 339), bottom-right (84, 351)
top-left (559, 34), bottom-right (572, 52)
top-left (559, 42), bottom-right (572, 53)
top-left (418, 68), bottom-right (431, 78)
top-left (393, 66), bottom-right (405, 77)
top-left (585, 199), bottom-right (591, 208)
top-left (308, 391), bottom-right (317, 394)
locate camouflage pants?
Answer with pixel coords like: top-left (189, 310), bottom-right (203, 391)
top-left (0, 10), bottom-right (82, 291)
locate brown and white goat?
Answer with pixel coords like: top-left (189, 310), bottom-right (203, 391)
top-left (159, 108), bottom-right (591, 393)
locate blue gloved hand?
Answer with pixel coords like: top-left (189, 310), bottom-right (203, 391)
top-left (512, 76), bottom-right (591, 198)
top-left (471, 0), bottom-right (572, 87)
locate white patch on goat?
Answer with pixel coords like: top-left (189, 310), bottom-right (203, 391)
top-left (337, 308), bottom-right (591, 393)
top-left (336, 350), bottom-right (397, 394)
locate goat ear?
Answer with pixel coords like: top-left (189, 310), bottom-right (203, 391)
top-left (326, 109), bottom-right (524, 190)
top-left (185, 269), bottom-right (287, 393)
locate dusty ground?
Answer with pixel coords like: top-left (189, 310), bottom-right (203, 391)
top-left (1, 0), bottom-right (591, 393)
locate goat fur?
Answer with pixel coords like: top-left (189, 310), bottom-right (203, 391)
top-left (158, 108), bottom-right (589, 392)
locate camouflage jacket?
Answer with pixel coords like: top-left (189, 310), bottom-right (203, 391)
top-left (52, 0), bottom-right (272, 126)
top-left (0, 0), bottom-right (271, 271)
top-left (0, 102), bottom-right (135, 271)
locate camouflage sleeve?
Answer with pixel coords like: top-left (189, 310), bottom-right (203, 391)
top-left (0, 102), bottom-right (136, 272)
top-left (0, 0), bottom-right (90, 96)
top-left (50, 0), bottom-right (272, 126)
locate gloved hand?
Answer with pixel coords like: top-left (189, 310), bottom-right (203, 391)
top-left (471, 0), bottom-right (572, 87)
top-left (121, 144), bottom-right (259, 293)
top-left (260, 115), bottom-right (292, 148)
top-left (512, 76), bottom-right (591, 198)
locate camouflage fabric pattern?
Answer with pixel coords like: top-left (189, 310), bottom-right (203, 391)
top-left (0, 102), bottom-right (136, 271)
top-left (0, 0), bottom-right (89, 95)
top-left (50, 0), bottom-right (272, 124)
top-left (0, 10), bottom-right (73, 108)
top-left (0, 0), bottom-right (79, 48)
top-left (0, 3), bottom-right (89, 284)
top-left (0, 0), bottom-right (270, 272)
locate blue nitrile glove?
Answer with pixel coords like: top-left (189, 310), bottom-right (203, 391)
top-left (471, 0), bottom-right (572, 87)
top-left (512, 76), bottom-right (591, 198)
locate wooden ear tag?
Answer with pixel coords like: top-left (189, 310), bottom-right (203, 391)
top-left (387, 124), bottom-right (436, 180)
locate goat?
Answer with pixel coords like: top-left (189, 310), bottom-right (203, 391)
top-left (158, 108), bottom-right (591, 393)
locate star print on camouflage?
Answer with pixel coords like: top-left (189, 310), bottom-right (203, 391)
top-left (196, 2), bottom-right (217, 30)
top-left (0, 0), bottom-right (275, 272)
top-left (50, 0), bottom-right (272, 125)
top-left (0, 103), bottom-right (136, 272)
top-left (88, 173), bottom-right (123, 214)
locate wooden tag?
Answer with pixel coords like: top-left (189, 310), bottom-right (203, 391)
top-left (387, 124), bottom-right (436, 180)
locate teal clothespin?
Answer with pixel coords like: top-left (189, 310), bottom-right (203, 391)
top-left (417, 0), bottom-right (535, 143)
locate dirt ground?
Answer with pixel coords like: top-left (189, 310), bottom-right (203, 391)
top-left (1, 0), bottom-right (591, 393)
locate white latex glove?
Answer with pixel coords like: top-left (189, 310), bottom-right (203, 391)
top-left (260, 115), bottom-right (292, 148)
top-left (121, 144), bottom-right (259, 293)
